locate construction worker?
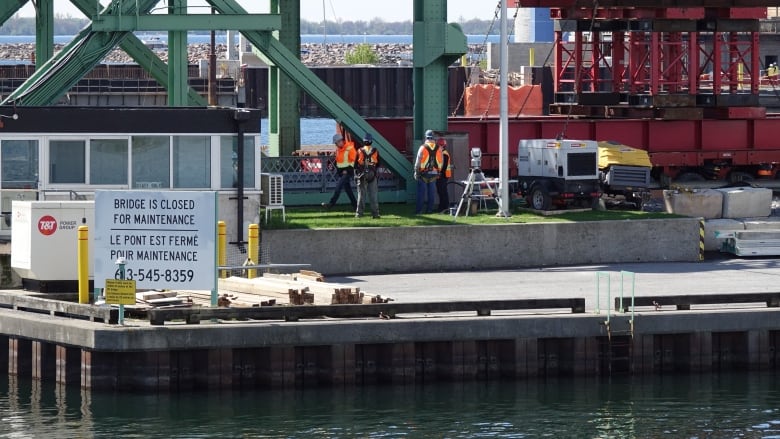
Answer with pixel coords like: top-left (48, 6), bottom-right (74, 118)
top-left (436, 137), bottom-right (452, 213)
top-left (322, 133), bottom-right (357, 210)
top-left (413, 129), bottom-right (443, 214)
top-left (355, 133), bottom-right (381, 219)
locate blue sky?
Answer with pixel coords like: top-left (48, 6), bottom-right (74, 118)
top-left (19, 1), bottom-right (502, 22)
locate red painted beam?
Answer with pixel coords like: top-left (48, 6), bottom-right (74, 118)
top-left (518, 1), bottom-right (780, 7)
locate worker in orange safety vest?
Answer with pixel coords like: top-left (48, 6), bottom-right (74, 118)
top-left (435, 137), bottom-right (452, 213)
top-left (413, 129), bottom-right (444, 214)
top-left (322, 133), bottom-right (357, 210)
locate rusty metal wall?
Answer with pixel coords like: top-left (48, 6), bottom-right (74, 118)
top-left (246, 66), bottom-right (469, 118)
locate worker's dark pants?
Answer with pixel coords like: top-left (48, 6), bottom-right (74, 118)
top-left (436, 176), bottom-right (450, 213)
top-left (329, 170), bottom-right (357, 209)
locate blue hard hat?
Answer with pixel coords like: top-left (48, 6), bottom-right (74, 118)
top-left (425, 129), bottom-right (434, 139)
top-left (363, 133), bottom-right (374, 143)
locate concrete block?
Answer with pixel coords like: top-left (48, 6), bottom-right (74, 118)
top-left (664, 189), bottom-right (723, 219)
top-left (743, 217), bottom-right (780, 230)
top-left (705, 219), bottom-right (745, 251)
top-left (715, 187), bottom-right (772, 218)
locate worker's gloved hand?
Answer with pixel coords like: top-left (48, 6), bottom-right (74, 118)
top-left (413, 172), bottom-right (419, 181)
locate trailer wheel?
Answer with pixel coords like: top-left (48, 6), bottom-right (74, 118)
top-left (529, 186), bottom-right (551, 210)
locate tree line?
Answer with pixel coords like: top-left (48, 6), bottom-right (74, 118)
top-left (0, 16), bottom-right (499, 36)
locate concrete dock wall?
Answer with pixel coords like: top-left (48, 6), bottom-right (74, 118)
top-left (1, 308), bottom-right (779, 391)
top-left (261, 218), bottom-right (702, 275)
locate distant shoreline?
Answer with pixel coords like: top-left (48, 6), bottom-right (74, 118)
top-left (0, 42), bottom-right (486, 66)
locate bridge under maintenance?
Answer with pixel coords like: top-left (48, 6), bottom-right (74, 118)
top-left (0, 0), bottom-right (472, 201)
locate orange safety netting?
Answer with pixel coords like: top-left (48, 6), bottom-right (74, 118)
top-left (463, 84), bottom-right (543, 117)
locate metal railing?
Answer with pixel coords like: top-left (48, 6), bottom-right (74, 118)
top-left (261, 155), bottom-right (404, 194)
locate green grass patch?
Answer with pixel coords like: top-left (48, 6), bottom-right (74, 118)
top-left (261, 203), bottom-right (678, 229)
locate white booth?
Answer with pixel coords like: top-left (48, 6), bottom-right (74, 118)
top-left (11, 201), bottom-right (94, 291)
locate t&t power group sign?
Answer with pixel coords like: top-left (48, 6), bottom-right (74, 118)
top-left (93, 190), bottom-right (217, 290)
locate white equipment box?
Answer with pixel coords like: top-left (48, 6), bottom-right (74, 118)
top-left (11, 201), bottom-right (94, 282)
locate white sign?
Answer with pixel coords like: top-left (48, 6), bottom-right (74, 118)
top-left (93, 190), bottom-right (217, 290)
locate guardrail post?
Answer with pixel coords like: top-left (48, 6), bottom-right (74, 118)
top-left (248, 223), bottom-right (259, 279)
top-left (596, 271), bottom-right (611, 325)
top-left (218, 221), bottom-right (227, 279)
top-left (78, 226), bottom-right (89, 304)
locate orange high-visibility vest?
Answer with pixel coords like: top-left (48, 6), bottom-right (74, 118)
top-left (357, 146), bottom-right (379, 167)
top-left (442, 149), bottom-right (452, 178)
top-left (417, 141), bottom-right (443, 173)
top-left (336, 142), bottom-right (356, 169)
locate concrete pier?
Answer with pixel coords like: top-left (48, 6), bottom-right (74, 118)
top-left (1, 303), bottom-right (779, 391)
top-left (0, 218), bottom-right (775, 392)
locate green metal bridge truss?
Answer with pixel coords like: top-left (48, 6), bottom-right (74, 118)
top-left (0, 0), bottom-right (466, 203)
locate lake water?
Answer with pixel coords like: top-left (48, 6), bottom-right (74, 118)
top-left (3, 371), bottom-right (780, 437)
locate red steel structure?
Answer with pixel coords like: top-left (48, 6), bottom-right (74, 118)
top-left (370, 2), bottom-right (780, 183)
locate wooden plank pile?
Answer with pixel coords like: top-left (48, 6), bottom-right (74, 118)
top-left (124, 270), bottom-right (390, 311)
top-left (218, 270), bottom-right (377, 305)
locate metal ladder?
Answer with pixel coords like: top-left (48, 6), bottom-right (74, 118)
top-left (596, 271), bottom-right (635, 374)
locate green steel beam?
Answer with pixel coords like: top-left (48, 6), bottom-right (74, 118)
top-left (207, 0), bottom-right (414, 188)
top-left (90, 14), bottom-right (281, 32)
top-left (71, 0), bottom-right (205, 106)
top-left (0, 0), bottom-right (26, 22)
top-left (0, 1), bottom-right (52, 66)
top-left (168, 0), bottom-right (188, 106)
top-left (2, 0), bottom-right (161, 106)
top-left (250, 31), bottom-right (414, 193)
top-left (2, 0), bottom-right (207, 106)
top-left (412, 0), bottom-right (467, 142)
top-left (34, 0), bottom-right (54, 65)
top-left (268, 0), bottom-right (301, 157)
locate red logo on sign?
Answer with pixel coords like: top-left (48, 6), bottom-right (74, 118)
top-left (38, 215), bottom-right (57, 236)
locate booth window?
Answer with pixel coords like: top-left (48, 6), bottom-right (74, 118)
top-left (1, 139), bottom-right (38, 189)
top-left (90, 138), bottom-right (128, 185)
top-left (50, 140), bottom-right (85, 184)
top-left (220, 135), bottom-right (255, 189)
top-left (132, 136), bottom-right (170, 189)
top-left (173, 136), bottom-right (210, 188)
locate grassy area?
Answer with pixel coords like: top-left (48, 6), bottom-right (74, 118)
top-left (262, 203), bottom-right (678, 229)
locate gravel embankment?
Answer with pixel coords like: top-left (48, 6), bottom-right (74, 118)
top-left (0, 42), bottom-right (437, 66)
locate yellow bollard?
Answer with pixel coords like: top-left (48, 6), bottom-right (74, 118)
top-left (248, 223), bottom-right (259, 279)
top-left (77, 226), bottom-right (89, 304)
top-left (218, 221), bottom-right (227, 278)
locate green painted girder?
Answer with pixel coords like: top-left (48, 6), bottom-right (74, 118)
top-left (91, 14), bottom-right (281, 31)
top-left (0, 0), bottom-right (52, 64)
top-left (207, 0), bottom-right (415, 188)
top-left (3, 0), bottom-right (158, 106)
top-left (412, 0), bottom-right (467, 143)
top-left (168, 0), bottom-right (188, 107)
top-left (35, 0), bottom-right (54, 64)
top-left (249, 31), bottom-right (415, 187)
top-left (71, 0), bottom-right (206, 107)
top-left (0, 0), bottom-right (26, 21)
top-left (2, 0), bottom-right (207, 107)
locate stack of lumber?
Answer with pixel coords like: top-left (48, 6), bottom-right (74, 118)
top-left (129, 271), bottom-right (389, 309)
top-left (135, 290), bottom-right (190, 308)
top-left (215, 270), bottom-right (387, 306)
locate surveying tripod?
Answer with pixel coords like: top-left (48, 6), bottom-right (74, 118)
top-left (453, 167), bottom-right (502, 221)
